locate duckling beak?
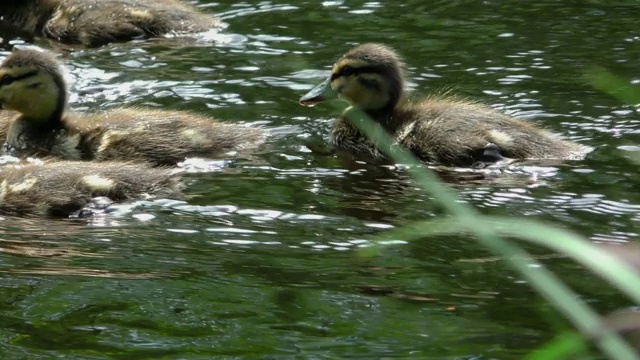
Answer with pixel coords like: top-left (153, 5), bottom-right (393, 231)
top-left (299, 78), bottom-right (336, 107)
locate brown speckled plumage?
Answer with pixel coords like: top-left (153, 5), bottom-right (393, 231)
top-left (0, 160), bottom-right (183, 217)
top-left (300, 43), bottom-right (592, 167)
top-left (0, 49), bottom-right (267, 166)
top-left (0, 111), bottom-right (13, 143)
top-left (0, 0), bottom-right (223, 47)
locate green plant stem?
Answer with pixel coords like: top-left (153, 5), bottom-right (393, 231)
top-left (381, 216), bottom-right (640, 305)
top-left (587, 67), bottom-right (640, 105)
top-left (336, 104), bottom-right (639, 359)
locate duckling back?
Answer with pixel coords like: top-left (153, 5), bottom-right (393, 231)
top-left (75, 108), bottom-right (267, 166)
top-left (401, 98), bottom-right (592, 166)
top-left (1, 0), bottom-right (223, 47)
top-left (0, 161), bottom-right (183, 217)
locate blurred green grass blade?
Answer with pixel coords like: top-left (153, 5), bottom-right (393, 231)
top-left (334, 104), bottom-right (473, 216)
top-left (375, 216), bottom-right (640, 304)
top-left (587, 67), bottom-right (640, 104)
top-left (332, 103), bottom-right (640, 359)
top-left (526, 332), bottom-right (590, 360)
top-left (372, 216), bottom-right (639, 359)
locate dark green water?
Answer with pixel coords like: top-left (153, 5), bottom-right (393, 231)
top-left (1, 0), bottom-right (640, 358)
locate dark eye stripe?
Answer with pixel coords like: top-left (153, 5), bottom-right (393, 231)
top-left (358, 77), bottom-right (381, 91)
top-left (0, 70), bottom-right (39, 87)
top-left (330, 66), bottom-right (382, 81)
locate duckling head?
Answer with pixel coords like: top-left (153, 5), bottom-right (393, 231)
top-left (0, 49), bottom-right (67, 124)
top-left (299, 43), bottom-right (405, 114)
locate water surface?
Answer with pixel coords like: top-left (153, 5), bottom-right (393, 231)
top-left (1, 1), bottom-right (639, 358)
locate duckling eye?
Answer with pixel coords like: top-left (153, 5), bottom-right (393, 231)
top-left (341, 66), bottom-right (355, 77)
top-left (0, 74), bottom-right (14, 86)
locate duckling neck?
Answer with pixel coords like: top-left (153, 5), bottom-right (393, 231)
top-left (10, 113), bottom-right (66, 154)
top-left (372, 108), bottom-right (402, 132)
top-left (11, 104), bottom-right (67, 152)
top-left (342, 106), bottom-right (400, 133)
top-left (21, 112), bottom-right (65, 132)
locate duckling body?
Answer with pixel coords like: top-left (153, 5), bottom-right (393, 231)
top-left (0, 160), bottom-right (182, 217)
top-left (300, 43), bottom-right (592, 167)
top-left (331, 96), bottom-right (589, 166)
top-left (0, 49), bottom-right (266, 166)
top-left (0, 111), bottom-right (13, 144)
top-left (0, 0), bottom-right (223, 47)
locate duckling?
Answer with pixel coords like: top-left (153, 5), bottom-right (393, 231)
top-left (0, 49), bottom-right (266, 166)
top-left (0, 111), bottom-right (14, 143)
top-left (0, 0), bottom-right (223, 47)
top-left (0, 160), bottom-right (182, 217)
top-left (299, 43), bottom-right (592, 167)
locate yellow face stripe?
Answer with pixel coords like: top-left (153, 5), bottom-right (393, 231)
top-left (331, 59), bottom-right (370, 75)
top-left (0, 67), bottom-right (40, 87)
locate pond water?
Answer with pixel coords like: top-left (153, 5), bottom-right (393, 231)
top-left (1, 0), bottom-right (639, 358)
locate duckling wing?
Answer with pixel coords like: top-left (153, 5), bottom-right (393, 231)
top-left (481, 118), bottom-right (592, 160)
top-left (86, 108), bottom-right (266, 166)
top-left (0, 161), bottom-right (182, 217)
top-left (404, 100), bottom-right (591, 165)
top-left (397, 111), bottom-right (493, 166)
